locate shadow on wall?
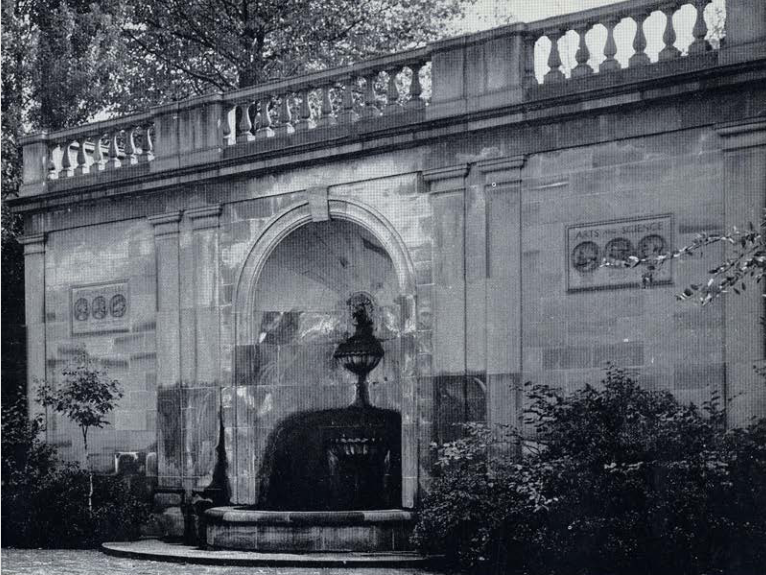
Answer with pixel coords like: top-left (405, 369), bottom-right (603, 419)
top-left (256, 405), bottom-right (401, 511)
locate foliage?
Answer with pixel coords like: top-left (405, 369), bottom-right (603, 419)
top-left (414, 367), bottom-right (766, 575)
top-left (124, 0), bottom-right (472, 92)
top-left (37, 351), bottom-right (123, 511)
top-left (605, 210), bottom-right (765, 306)
top-left (1, 397), bottom-right (149, 548)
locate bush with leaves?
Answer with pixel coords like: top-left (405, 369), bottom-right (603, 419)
top-left (1, 396), bottom-right (149, 549)
top-left (414, 367), bottom-right (766, 575)
top-left (37, 351), bottom-right (123, 512)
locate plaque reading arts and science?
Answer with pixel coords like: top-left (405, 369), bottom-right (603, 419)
top-left (71, 281), bottom-right (130, 335)
top-left (566, 215), bottom-right (673, 292)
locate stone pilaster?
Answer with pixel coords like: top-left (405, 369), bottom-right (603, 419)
top-left (715, 118), bottom-right (766, 427)
top-left (148, 211), bottom-right (183, 486)
top-left (19, 233), bottom-right (46, 420)
top-left (422, 165), bottom-right (468, 460)
top-left (187, 205), bottom-right (222, 384)
top-left (473, 156), bottom-right (525, 433)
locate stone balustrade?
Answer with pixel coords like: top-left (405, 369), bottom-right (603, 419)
top-left (220, 47), bottom-right (429, 144)
top-left (525, 0), bottom-right (717, 86)
top-left (35, 113), bottom-right (156, 182)
top-left (19, 0), bottom-right (766, 197)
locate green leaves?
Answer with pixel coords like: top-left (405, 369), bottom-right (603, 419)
top-left (36, 350), bottom-right (123, 439)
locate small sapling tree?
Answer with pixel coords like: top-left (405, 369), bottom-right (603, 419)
top-left (37, 351), bottom-right (123, 513)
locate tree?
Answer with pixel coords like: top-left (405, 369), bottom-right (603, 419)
top-left (604, 210), bottom-right (765, 306)
top-left (123, 0), bottom-right (471, 92)
top-left (37, 351), bottom-right (123, 513)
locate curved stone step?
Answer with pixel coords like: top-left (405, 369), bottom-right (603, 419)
top-left (102, 539), bottom-right (435, 567)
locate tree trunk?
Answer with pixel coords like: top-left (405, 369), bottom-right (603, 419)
top-left (83, 428), bottom-right (93, 514)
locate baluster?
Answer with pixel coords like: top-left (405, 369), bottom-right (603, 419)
top-left (406, 63), bottom-right (425, 109)
top-left (274, 93), bottom-right (295, 136)
top-left (256, 97), bottom-right (274, 139)
top-left (572, 24), bottom-right (594, 77)
top-left (362, 72), bottom-right (381, 119)
top-left (600, 18), bottom-right (622, 72)
top-left (106, 130), bottom-right (121, 169)
top-left (140, 125), bottom-right (154, 161)
top-left (74, 137), bottom-right (89, 176)
top-left (659, 5), bottom-right (681, 60)
top-left (222, 105), bottom-right (236, 146)
top-left (237, 101), bottom-right (255, 143)
top-left (125, 126), bottom-right (138, 165)
top-left (295, 88), bottom-right (313, 131)
top-left (338, 76), bottom-right (358, 124)
top-left (315, 84), bottom-right (336, 128)
top-left (47, 144), bottom-right (60, 180)
top-left (523, 33), bottom-right (539, 88)
top-left (60, 140), bottom-right (74, 177)
top-left (544, 30), bottom-right (566, 83)
top-left (629, 12), bottom-right (651, 66)
top-left (689, 0), bottom-right (712, 54)
top-left (92, 133), bottom-right (106, 171)
top-left (385, 67), bottom-right (401, 113)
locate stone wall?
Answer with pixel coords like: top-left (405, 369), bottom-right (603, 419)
top-left (22, 79), bottom-right (766, 508)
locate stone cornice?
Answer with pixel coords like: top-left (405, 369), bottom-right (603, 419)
top-left (473, 156), bottom-right (526, 186)
top-left (715, 117), bottom-right (766, 150)
top-left (421, 165), bottom-right (469, 194)
top-left (186, 205), bottom-right (223, 230)
top-left (19, 232), bottom-right (46, 255)
top-left (148, 211), bottom-right (183, 238)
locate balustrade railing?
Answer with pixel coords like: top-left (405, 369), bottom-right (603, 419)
top-left (44, 113), bottom-right (155, 180)
top-left (221, 50), bottom-right (429, 145)
top-left (18, 0), bottom-right (745, 192)
top-left (526, 0), bottom-right (719, 86)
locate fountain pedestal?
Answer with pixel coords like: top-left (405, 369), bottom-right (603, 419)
top-left (205, 508), bottom-right (414, 552)
top-left (206, 302), bottom-right (413, 553)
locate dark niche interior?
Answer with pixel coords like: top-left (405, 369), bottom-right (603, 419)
top-left (256, 406), bottom-right (401, 510)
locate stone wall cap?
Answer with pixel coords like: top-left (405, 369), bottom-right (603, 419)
top-left (421, 164), bottom-right (469, 182)
top-left (147, 211), bottom-right (183, 225)
top-left (18, 232), bottom-right (46, 245)
top-left (186, 204), bottom-right (223, 219)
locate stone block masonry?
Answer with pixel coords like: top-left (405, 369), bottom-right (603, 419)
top-left (11, 0), bottom-right (766, 507)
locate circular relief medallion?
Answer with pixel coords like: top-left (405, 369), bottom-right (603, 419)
top-left (638, 234), bottom-right (667, 259)
top-left (74, 298), bottom-right (89, 321)
top-left (110, 294), bottom-right (127, 318)
top-left (604, 237), bottom-right (635, 266)
top-left (92, 296), bottom-right (107, 320)
top-left (571, 241), bottom-right (600, 273)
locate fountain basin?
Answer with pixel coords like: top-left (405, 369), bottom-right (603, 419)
top-left (205, 507), bottom-right (414, 552)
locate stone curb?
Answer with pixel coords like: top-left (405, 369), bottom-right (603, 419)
top-left (102, 539), bottom-right (438, 568)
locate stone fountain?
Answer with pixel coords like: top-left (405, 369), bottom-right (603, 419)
top-left (205, 302), bottom-right (413, 552)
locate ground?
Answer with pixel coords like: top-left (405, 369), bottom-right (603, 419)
top-left (1, 549), bottom-right (440, 575)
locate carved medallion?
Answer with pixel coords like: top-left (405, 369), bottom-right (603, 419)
top-left (567, 215), bottom-right (673, 291)
top-left (74, 298), bottom-right (89, 321)
top-left (110, 294), bottom-right (127, 318)
top-left (71, 281), bottom-right (130, 335)
top-left (604, 237), bottom-right (635, 266)
top-left (637, 234), bottom-right (667, 259)
top-left (571, 241), bottom-right (600, 273)
top-left (92, 296), bottom-right (107, 319)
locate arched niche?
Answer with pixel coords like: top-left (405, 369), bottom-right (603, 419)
top-left (231, 197), bottom-right (418, 507)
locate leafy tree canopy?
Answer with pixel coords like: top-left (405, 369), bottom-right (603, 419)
top-left (123, 0), bottom-right (471, 95)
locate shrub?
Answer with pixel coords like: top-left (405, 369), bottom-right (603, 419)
top-left (1, 399), bottom-right (149, 549)
top-left (414, 367), bottom-right (766, 575)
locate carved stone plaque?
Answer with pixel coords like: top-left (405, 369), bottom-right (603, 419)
top-left (566, 215), bottom-right (672, 292)
top-left (71, 282), bottom-right (130, 335)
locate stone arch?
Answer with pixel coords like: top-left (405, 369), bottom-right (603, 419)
top-left (233, 197), bottom-right (416, 348)
top-left (231, 196), bottom-right (418, 507)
